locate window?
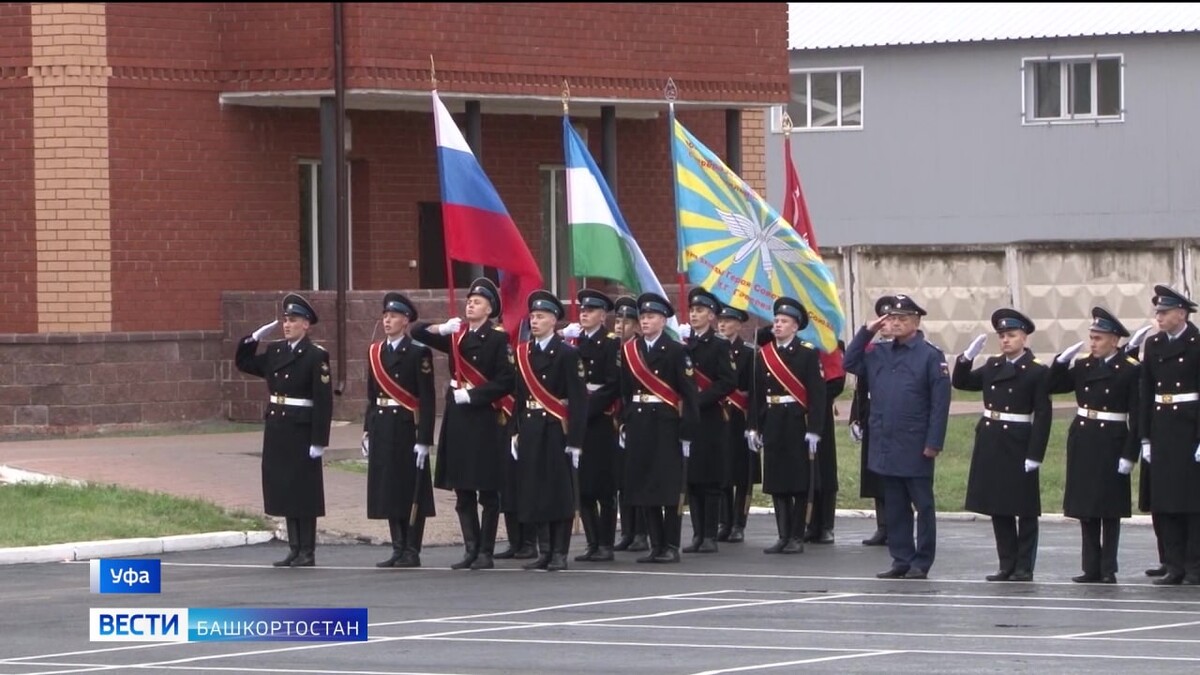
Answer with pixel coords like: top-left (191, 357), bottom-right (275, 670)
top-left (538, 165), bottom-right (572, 296)
top-left (298, 160), bottom-right (352, 290)
top-left (775, 68), bottom-right (863, 132)
top-left (1023, 55), bottom-right (1123, 124)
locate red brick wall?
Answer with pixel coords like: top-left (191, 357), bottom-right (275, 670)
top-left (0, 3), bottom-right (35, 333)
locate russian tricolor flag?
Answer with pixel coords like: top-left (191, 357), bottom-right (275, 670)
top-left (432, 90), bottom-right (543, 336)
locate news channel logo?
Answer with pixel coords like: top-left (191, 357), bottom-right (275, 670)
top-left (90, 559), bottom-right (161, 594)
top-left (89, 608), bottom-right (369, 643)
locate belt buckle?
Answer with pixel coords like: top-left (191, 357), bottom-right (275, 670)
top-left (1162, 394), bottom-right (1174, 404)
top-left (272, 394), bottom-right (286, 405)
top-left (1086, 409), bottom-right (1097, 419)
top-left (987, 410), bottom-right (1000, 420)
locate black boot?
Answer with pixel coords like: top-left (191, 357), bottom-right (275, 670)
top-left (683, 494), bottom-right (704, 553)
top-left (377, 519), bottom-right (406, 568)
top-left (274, 518), bottom-right (300, 567)
top-left (764, 496), bottom-right (790, 554)
top-left (638, 509), bottom-right (664, 563)
top-left (654, 509), bottom-right (682, 563)
top-left (513, 523), bottom-right (538, 559)
top-left (781, 498), bottom-right (805, 554)
top-left (698, 491), bottom-right (720, 552)
top-left (396, 516), bottom-right (424, 568)
top-left (471, 506), bottom-right (499, 570)
top-left (717, 487), bottom-right (734, 542)
top-left (523, 523), bottom-right (552, 570)
top-left (591, 495), bottom-right (617, 561)
top-left (628, 507), bottom-right (650, 552)
top-left (450, 509), bottom-right (480, 570)
top-left (494, 512), bottom-right (522, 559)
top-left (575, 500), bottom-right (599, 561)
top-left (862, 498), bottom-right (887, 545)
top-left (291, 518), bottom-right (316, 567)
top-left (547, 520), bottom-right (571, 571)
top-left (615, 496), bottom-right (635, 551)
top-left (729, 485), bottom-right (749, 543)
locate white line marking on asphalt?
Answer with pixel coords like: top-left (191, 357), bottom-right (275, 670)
top-left (690, 650), bottom-right (902, 674)
top-left (1056, 619), bottom-right (1200, 638)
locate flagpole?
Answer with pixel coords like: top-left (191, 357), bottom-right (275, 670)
top-left (665, 78), bottom-right (688, 315)
top-left (561, 80), bottom-right (581, 323)
top-left (432, 55), bottom-right (465, 388)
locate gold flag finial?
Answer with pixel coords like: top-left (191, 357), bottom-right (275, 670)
top-left (562, 79), bottom-right (571, 114)
top-left (781, 110), bottom-right (794, 135)
top-left (663, 77), bottom-right (678, 102)
top-left (430, 55), bottom-right (437, 89)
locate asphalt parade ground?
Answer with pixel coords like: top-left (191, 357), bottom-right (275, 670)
top-left (2, 516), bottom-right (1198, 675)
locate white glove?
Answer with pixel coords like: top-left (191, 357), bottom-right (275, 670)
top-left (805, 432), bottom-right (820, 458)
top-left (510, 436), bottom-right (519, 461)
top-left (561, 323), bottom-right (582, 339)
top-left (1195, 444), bottom-right (1200, 463)
top-left (1024, 459), bottom-right (1041, 473)
top-left (309, 445), bottom-right (325, 459)
top-left (849, 421), bottom-right (863, 443)
top-left (962, 333), bottom-right (988, 360)
top-left (414, 444), bottom-right (429, 469)
top-left (438, 317), bottom-right (463, 335)
top-left (1141, 441), bottom-right (1151, 463)
top-left (1056, 340), bottom-right (1084, 364)
top-left (361, 432), bottom-right (369, 458)
top-left (1117, 458), bottom-right (1134, 475)
top-left (1128, 324), bottom-right (1153, 349)
top-left (453, 388), bottom-right (471, 405)
top-left (566, 446), bottom-right (581, 468)
top-left (745, 430), bottom-right (760, 453)
top-left (251, 319), bottom-right (279, 341)
top-left (618, 427), bottom-right (626, 449)
top-left (678, 324), bottom-right (693, 340)
top-left (681, 441), bottom-right (691, 458)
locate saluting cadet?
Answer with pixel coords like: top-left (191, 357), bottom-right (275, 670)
top-left (853, 295), bottom-right (897, 547)
top-left (235, 293), bottom-right (332, 568)
top-left (510, 291), bottom-right (588, 572)
top-left (679, 288), bottom-right (735, 553)
top-left (411, 278), bottom-right (516, 571)
top-left (716, 304), bottom-right (757, 543)
top-left (611, 295), bottom-right (650, 553)
top-left (363, 292), bottom-right (436, 569)
top-left (1048, 307), bottom-right (1139, 583)
top-left (618, 292), bottom-right (700, 563)
top-left (746, 297), bottom-right (827, 555)
top-left (954, 308), bottom-right (1051, 582)
top-left (561, 289), bottom-right (622, 562)
top-left (844, 294), bottom-right (950, 579)
top-left (1138, 285), bottom-right (1200, 585)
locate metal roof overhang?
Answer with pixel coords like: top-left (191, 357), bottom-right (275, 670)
top-left (218, 88), bottom-right (777, 119)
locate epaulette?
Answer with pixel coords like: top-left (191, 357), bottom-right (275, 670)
top-left (802, 341), bottom-right (815, 349)
top-left (493, 324), bottom-right (506, 332)
top-left (1031, 358), bottom-right (1041, 365)
top-left (607, 332), bottom-right (616, 339)
top-left (312, 343), bottom-right (327, 351)
top-left (1126, 356), bottom-right (1138, 365)
top-left (412, 339), bottom-right (427, 349)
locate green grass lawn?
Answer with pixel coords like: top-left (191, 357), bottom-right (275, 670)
top-left (754, 409), bottom-right (1143, 514)
top-left (0, 483), bottom-right (270, 548)
top-left (329, 459), bottom-right (368, 474)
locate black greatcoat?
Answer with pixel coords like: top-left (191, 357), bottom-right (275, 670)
top-left (364, 338), bottom-right (437, 520)
top-left (1138, 323), bottom-right (1200, 513)
top-left (749, 339), bottom-right (827, 496)
top-left (850, 376), bottom-right (882, 499)
top-left (576, 328), bottom-right (622, 496)
top-left (954, 349), bottom-right (1052, 517)
top-left (1048, 353), bottom-right (1140, 519)
top-left (724, 337), bottom-right (760, 486)
top-left (235, 335), bottom-right (332, 518)
top-left (511, 335), bottom-right (588, 523)
top-left (685, 328), bottom-right (735, 485)
top-left (618, 334), bottom-right (700, 506)
top-left (412, 321), bottom-right (516, 493)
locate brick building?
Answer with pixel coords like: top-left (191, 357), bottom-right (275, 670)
top-left (0, 2), bottom-right (788, 435)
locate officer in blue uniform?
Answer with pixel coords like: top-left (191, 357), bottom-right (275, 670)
top-left (844, 294), bottom-right (950, 579)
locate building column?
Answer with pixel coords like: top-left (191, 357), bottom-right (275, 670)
top-left (739, 108), bottom-right (766, 196)
top-left (31, 3), bottom-right (112, 332)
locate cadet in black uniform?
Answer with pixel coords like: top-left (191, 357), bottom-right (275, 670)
top-left (235, 293), bottom-right (332, 568)
top-left (510, 291), bottom-right (588, 571)
top-left (1138, 285), bottom-right (1200, 585)
top-left (411, 278), bottom-right (516, 571)
top-left (746, 297), bottom-right (827, 555)
top-left (1048, 307), bottom-right (1139, 583)
top-left (954, 308), bottom-right (1051, 582)
top-left (363, 292), bottom-right (436, 568)
top-left (716, 304), bottom-right (757, 543)
top-left (618, 292), bottom-right (700, 563)
top-left (611, 296), bottom-right (650, 553)
top-left (680, 288), bottom-right (735, 553)
top-left (561, 289), bottom-right (622, 562)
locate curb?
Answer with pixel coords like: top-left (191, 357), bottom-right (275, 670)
top-left (748, 506), bottom-right (1154, 527)
top-left (0, 464), bottom-right (87, 487)
top-left (0, 531), bottom-right (277, 565)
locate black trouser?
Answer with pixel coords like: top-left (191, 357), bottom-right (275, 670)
top-left (1079, 517), bottom-right (1120, 577)
top-left (991, 515), bottom-right (1039, 575)
top-left (809, 488), bottom-right (837, 534)
top-left (579, 493), bottom-right (618, 548)
top-left (687, 484), bottom-right (721, 544)
top-left (286, 517), bottom-right (317, 555)
top-left (1152, 512), bottom-right (1167, 566)
top-left (618, 492), bottom-right (647, 540)
top-left (643, 505), bottom-right (683, 553)
top-left (1158, 512), bottom-right (1200, 579)
top-left (455, 489), bottom-right (500, 556)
